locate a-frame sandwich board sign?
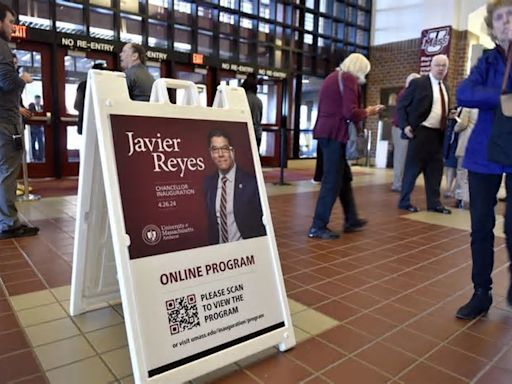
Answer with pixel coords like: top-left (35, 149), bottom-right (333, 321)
top-left (70, 70), bottom-right (295, 384)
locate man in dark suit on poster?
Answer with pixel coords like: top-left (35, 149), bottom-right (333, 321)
top-left (204, 129), bottom-right (266, 245)
top-left (397, 54), bottom-right (452, 214)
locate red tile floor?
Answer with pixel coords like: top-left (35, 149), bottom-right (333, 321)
top-left (1, 168), bottom-right (512, 383)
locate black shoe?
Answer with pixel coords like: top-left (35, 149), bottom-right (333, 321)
top-left (344, 219), bottom-right (368, 233)
top-left (507, 284), bottom-right (512, 307)
top-left (0, 224), bottom-right (39, 240)
top-left (399, 204), bottom-right (419, 213)
top-left (455, 289), bottom-right (492, 320)
top-left (428, 206), bottom-right (452, 214)
top-left (308, 227), bottom-right (339, 240)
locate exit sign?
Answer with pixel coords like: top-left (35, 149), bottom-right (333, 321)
top-left (192, 53), bottom-right (204, 65)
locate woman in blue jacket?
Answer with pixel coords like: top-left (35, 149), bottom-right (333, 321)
top-left (455, 0), bottom-right (512, 320)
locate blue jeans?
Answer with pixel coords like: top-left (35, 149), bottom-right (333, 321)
top-left (311, 138), bottom-right (357, 230)
top-left (468, 171), bottom-right (512, 291)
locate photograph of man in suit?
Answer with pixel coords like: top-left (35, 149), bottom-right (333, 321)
top-left (204, 129), bottom-right (266, 245)
top-left (396, 54), bottom-right (453, 214)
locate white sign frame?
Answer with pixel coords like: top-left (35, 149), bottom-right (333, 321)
top-left (70, 70), bottom-right (295, 384)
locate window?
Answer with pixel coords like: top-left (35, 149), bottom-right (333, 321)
top-left (90, 8), bottom-right (114, 40)
top-left (148, 20), bottom-right (167, 48)
top-left (120, 0), bottom-right (139, 13)
top-left (241, 0), bottom-right (256, 14)
top-left (18, 0), bottom-right (51, 30)
top-left (220, 0), bottom-right (238, 9)
top-left (174, 26), bottom-right (192, 52)
top-left (259, 0), bottom-right (274, 19)
top-left (56, 1), bottom-right (85, 35)
top-left (198, 30), bottom-right (214, 55)
top-left (240, 17), bottom-right (254, 39)
top-left (174, 0), bottom-right (193, 24)
top-left (198, 6), bottom-right (215, 30)
top-left (120, 13), bottom-right (142, 44)
top-left (319, 17), bottom-right (332, 35)
top-left (90, 0), bottom-right (112, 7)
top-left (148, 0), bottom-right (169, 20)
top-left (305, 12), bottom-right (314, 32)
top-left (219, 12), bottom-right (236, 34)
top-left (219, 37), bottom-right (235, 59)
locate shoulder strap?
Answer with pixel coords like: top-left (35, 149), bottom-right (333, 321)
top-left (337, 70), bottom-right (343, 97)
top-left (501, 45), bottom-right (512, 94)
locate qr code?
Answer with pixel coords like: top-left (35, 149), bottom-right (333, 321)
top-left (166, 294), bottom-right (200, 335)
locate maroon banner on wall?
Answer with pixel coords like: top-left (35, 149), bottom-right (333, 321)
top-left (109, 115), bottom-right (266, 259)
top-left (419, 26), bottom-right (452, 75)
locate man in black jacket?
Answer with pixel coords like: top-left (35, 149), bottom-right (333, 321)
top-left (396, 54), bottom-right (452, 214)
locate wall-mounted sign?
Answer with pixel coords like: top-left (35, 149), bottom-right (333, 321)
top-left (257, 68), bottom-right (287, 79)
top-left (147, 50), bottom-right (168, 61)
top-left (419, 26), bottom-right (451, 75)
top-left (12, 25), bottom-right (27, 40)
top-left (192, 53), bottom-right (204, 65)
top-left (220, 62), bottom-right (287, 79)
top-left (60, 36), bottom-right (115, 52)
top-left (220, 62), bottom-right (255, 74)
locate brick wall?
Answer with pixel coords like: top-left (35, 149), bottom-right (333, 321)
top-left (365, 29), bottom-right (470, 159)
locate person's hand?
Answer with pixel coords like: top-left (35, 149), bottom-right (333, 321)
top-left (448, 109), bottom-right (457, 119)
top-left (365, 105), bottom-right (384, 116)
top-left (20, 72), bottom-right (33, 84)
top-left (19, 108), bottom-right (32, 119)
top-left (404, 126), bottom-right (414, 139)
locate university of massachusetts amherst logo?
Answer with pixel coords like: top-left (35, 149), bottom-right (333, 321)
top-left (421, 26), bottom-right (451, 55)
top-left (142, 224), bottom-right (162, 246)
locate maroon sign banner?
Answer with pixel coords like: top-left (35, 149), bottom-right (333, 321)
top-left (419, 25), bottom-right (451, 75)
top-left (110, 115), bottom-right (267, 259)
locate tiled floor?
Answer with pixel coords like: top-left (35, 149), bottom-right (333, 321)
top-left (1, 164), bottom-right (512, 384)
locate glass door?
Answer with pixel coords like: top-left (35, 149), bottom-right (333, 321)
top-left (173, 63), bottom-right (212, 106)
top-left (57, 49), bottom-right (115, 176)
top-left (218, 70), bottom-right (283, 166)
top-left (13, 42), bottom-right (53, 178)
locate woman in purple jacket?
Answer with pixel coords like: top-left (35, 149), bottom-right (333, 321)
top-left (308, 53), bottom-right (383, 239)
top-left (455, 0), bottom-right (512, 320)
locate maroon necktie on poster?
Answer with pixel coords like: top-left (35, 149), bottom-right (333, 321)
top-left (439, 81), bottom-right (447, 129)
top-left (220, 176), bottom-right (228, 243)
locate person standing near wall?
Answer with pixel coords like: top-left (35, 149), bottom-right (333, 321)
top-left (390, 73), bottom-right (420, 192)
top-left (241, 74), bottom-right (263, 150)
top-left (0, 3), bottom-right (39, 239)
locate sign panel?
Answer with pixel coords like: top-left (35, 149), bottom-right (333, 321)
top-left (71, 72), bottom-right (294, 383)
top-left (419, 25), bottom-right (451, 75)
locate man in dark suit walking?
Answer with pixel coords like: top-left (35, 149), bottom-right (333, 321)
top-left (204, 129), bottom-right (266, 245)
top-left (397, 54), bottom-right (452, 214)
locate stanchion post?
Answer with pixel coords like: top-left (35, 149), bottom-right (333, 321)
top-left (274, 116), bottom-right (290, 186)
top-left (17, 123), bottom-right (40, 202)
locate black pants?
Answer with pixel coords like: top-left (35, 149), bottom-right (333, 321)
top-left (469, 171), bottom-right (512, 291)
top-left (311, 138), bottom-right (358, 229)
top-left (399, 125), bottom-right (443, 209)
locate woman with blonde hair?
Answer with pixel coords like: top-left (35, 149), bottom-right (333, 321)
top-left (455, 0), bottom-right (512, 319)
top-left (308, 53), bottom-right (383, 239)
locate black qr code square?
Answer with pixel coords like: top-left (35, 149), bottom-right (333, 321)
top-left (166, 294), bottom-right (200, 335)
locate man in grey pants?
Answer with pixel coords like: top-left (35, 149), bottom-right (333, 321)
top-left (0, 3), bottom-right (38, 240)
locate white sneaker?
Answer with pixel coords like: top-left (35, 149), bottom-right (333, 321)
top-left (311, 179), bottom-right (321, 185)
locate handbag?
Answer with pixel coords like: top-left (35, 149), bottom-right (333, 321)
top-left (487, 45), bottom-right (512, 165)
top-left (337, 70), bottom-right (367, 160)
